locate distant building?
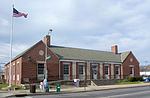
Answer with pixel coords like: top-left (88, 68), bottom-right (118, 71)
top-left (0, 65), bottom-right (5, 79)
top-left (140, 72), bottom-right (150, 76)
top-left (5, 35), bottom-right (140, 85)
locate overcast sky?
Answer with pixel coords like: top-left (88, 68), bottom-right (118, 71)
top-left (0, 0), bottom-right (150, 65)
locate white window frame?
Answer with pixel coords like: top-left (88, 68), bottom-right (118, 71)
top-left (79, 64), bottom-right (85, 75)
top-left (78, 63), bottom-right (85, 80)
top-left (104, 65), bottom-right (109, 75)
top-left (92, 64), bottom-right (98, 80)
top-left (13, 63), bottom-right (15, 80)
top-left (129, 65), bottom-right (134, 76)
top-left (63, 63), bottom-right (70, 80)
top-left (104, 65), bottom-right (109, 79)
top-left (17, 62), bottom-right (19, 81)
top-left (63, 64), bottom-right (70, 75)
top-left (115, 65), bottom-right (120, 79)
top-left (37, 62), bottom-right (45, 81)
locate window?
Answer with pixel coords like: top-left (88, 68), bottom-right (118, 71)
top-left (13, 64), bottom-right (15, 80)
top-left (64, 64), bottom-right (69, 74)
top-left (79, 65), bottom-right (84, 74)
top-left (13, 64), bottom-right (15, 75)
top-left (130, 67), bottom-right (133, 75)
top-left (104, 66), bottom-right (109, 75)
top-left (38, 63), bottom-right (44, 74)
top-left (17, 62), bottom-right (19, 80)
top-left (115, 66), bottom-right (119, 75)
top-left (17, 63), bottom-right (19, 74)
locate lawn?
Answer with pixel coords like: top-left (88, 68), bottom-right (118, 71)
top-left (0, 84), bottom-right (26, 90)
top-left (115, 81), bottom-right (142, 85)
top-left (0, 84), bottom-right (9, 90)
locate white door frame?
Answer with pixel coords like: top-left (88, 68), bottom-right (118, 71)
top-left (78, 64), bottom-right (85, 80)
top-left (63, 63), bottom-right (70, 80)
top-left (37, 61), bottom-right (45, 81)
top-left (92, 64), bottom-right (98, 80)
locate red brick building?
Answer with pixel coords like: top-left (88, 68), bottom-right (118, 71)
top-left (5, 35), bottom-right (140, 85)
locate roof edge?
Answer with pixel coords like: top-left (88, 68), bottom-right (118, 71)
top-left (5, 40), bottom-right (43, 65)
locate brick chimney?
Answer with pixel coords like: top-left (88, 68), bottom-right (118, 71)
top-left (44, 35), bottom-right (50, 47)
top-left (111, 45), bottom-right (118, 54)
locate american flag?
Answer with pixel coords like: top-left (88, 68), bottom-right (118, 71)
top-left (13, 8), bottom-right (28, 18)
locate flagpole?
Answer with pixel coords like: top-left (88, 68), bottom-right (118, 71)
top-left (9, 4), bottom-right (14, 88)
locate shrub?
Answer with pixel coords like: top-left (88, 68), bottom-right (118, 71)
top-left (136, 77), bottom-right (143, 81)
top-left (127, 76), bottom-right (143, 82)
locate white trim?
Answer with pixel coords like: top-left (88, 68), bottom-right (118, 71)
top-left (91, 64), bottom-right (98, 80)
top-left (37, 62), bottom-right (45, 81)
top-left (60, 60), bottom-right (86, 63)
top-left (37, 61), bottom-right (45, 64)
top-left (13, 63), bottom-right (15, 80)
top-left (115, 65), bottom-right (120, 79)
top-left (104, 65), bottom-right (109, 75)
top-left (59, 60), bottom-right (122, 64)
top-left (59, 61), bottom-right (61, 79)
top-left (17, 62), bottom-right (20, 81)
top-left (91, 63), bottom-right (98, 66)
top-left (78, 64), bottom-right (85, 80)
top-left (100, 63), bottom-right (103, 79)
top-left (104, 64), bottom-right (110, 79)
top-left (72, 62), bottom-right (76, 79)
top-left (111, 64), bottom-right (114, 79)
top-left (87, 62), bottom-right (90, 80)
top-left (121, 64), bottom-right (123, 79)
top-left (17, 74), bottom-right (19, 81)
top-left (129, 65), bottom-right (134, 67)
top-left (63, 62), bottom-right (70, 65)
top-left (129, 65), bottom-right (134, 76)
top-left (63, 63), bottom-right (70, 80)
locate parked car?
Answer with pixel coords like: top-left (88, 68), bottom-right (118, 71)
top-left (141, 75), bottom-right (150, 80)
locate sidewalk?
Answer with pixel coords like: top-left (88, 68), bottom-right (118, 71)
top-left (1, 82), bottom-right (150, 98)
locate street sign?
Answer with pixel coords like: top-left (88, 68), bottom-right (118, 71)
top-left (46, 56), bottom-right (51, 60)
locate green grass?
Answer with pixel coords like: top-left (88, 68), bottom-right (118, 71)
top-left (0, 84), bottom-right (26, 90)
top-left (0, 83), bottom-right (44, 91)
top-left (0, 84), bottom-right (9, 90)
top-left (115, 81), bottom-right (142, 85)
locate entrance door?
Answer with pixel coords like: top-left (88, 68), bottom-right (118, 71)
top-left (37, 63), bottom-right (44, 81)
top-left (104, 66), bottom-right (109, 79)
top-left (92, 65), bottom-right (98, 79)
top-left (79, 65), bottom-right (85, 80)
top-left (115, 66), bottom-right (120, 79)
top-left (63, 64), bottom-right (70, 80)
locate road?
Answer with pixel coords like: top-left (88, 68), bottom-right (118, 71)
top-left (13, 86), bottom-right (150, 98)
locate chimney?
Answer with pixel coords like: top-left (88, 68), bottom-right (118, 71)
top-left (111, 45), bottom-right (118, 54)
top-left (44, 35), bottom-right (50, 47)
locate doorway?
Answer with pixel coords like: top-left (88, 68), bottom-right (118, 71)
top-left (92, 65), bottom-right (98, 79)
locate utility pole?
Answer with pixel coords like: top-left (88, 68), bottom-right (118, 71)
top-left (45, 29), bottom-right (52, 82)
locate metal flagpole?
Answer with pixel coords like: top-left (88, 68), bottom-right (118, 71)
top-left (9, 4), bottom-right (14, 87)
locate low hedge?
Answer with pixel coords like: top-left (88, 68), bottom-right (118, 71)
top-left (127, 76), bottom-right (143, 82)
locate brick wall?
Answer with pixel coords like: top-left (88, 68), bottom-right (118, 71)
top-left (123, 52), bottom-right (140, 77)
top-left (5, 57), bottom-right (22, 85)
top-left (21, 41), bottom-right (59, 83)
